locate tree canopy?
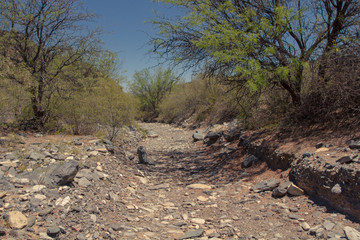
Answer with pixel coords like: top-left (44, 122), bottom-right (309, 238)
top-left (151, 0), bottom-right (360, 105)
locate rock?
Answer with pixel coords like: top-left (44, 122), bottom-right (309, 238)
top-left (55, 196), bottom-right (71, 206)
top-left (323, 220), bottom-right (335, 231)
top-left (316, 142), bottom-right (324, 149)
top-left (180, 229), bottom-right (204, 239)
top-left (204, 131), bottom-right (222, 145)
top-left (0, 227), bottom-right (5, 236)
top-left (302, 152), bottom-right (312, 158)
top-left (30, 185), bottom-right (47, 193)
top-left (27, 215), bottom-right (36, 228)
top-left (192, 132), bottom-right (204, 141)
top-left (78, 177), bottom-right (91, 188)
top-left (343, 226), bottom-right (360, 240)
top-left (47, 227), bottom-right (61, 237)
top-left (251, 178), bottom-right (280, 193)
top-left (4, 211), bottom-right (28, 229)
top-left (137, 146), bottom-right (154, 165)
top-left (331, 184), bottom-right (342, 194)
top-left (242, 155), bottom-right (259, 168)
top-left (300, 222), bottom-right (310, 231)
top-left (109, 223), bottom-right (124, 231)
top-left (272, 187), bottom-right (287, 198)
top-left (147, 130), bottom-right (159, 138)
top-left (187, 183), bottom-right (212, 190)
top-left (349, 141), bottom-right (360, 150)
top-left (191, 218), bottom-right (206, 224)
top-left (336, 156), bottom-right (352, 164)
top-left (28, 151), bottom-right (45, 161)
top-left (315, 147), bottom-right (329, 152)
top-left (34, 160), bottom-right (79, 188)
top-left (287, 183), bottom-right (304, 196)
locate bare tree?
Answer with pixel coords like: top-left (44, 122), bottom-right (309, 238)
top-left (0, 0), bottom-right (100, 127)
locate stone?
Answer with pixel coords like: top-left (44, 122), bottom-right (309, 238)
top-left (315, 142), bottom-right (324, 149)
top-left (197, 196), bottom-right (208, 202)
top-left (300, 222), bottom-right (310, 231)
top-left (251, 178), bottom-right (280, 193)
top-left (272, 187), bottom-right (287, 198)
top-left (191, 218), bottom-right (205, 224)
top-left (331, 184), bottom-right (342, 194)
top-left (287, 183), bottom-right (304, 196)
top-left (336, 156), bottom-right (352, 164)
top-left (302, 152), bottom-right (312, 158)
top-left (36, 160), bottom-right (79, 188)
top-left (47, 227), bottom-right (61, 237)
top-left (30, 185), bottom-right (47, 193)
top-left (137, 146), bottom-right (154, 165)
top-left (180, 229), bottom-right (204, 239)
top-left (5, 211), bottom-right (28, 229)
top-left (349, 141), bottom-right (360, 150)
top-left (242, 155), bottom-right (259, 168)
top-left (0, 227), bottom-right (5, 236)
top-left (78, 177), bottom-right (91, 188)
top-left (204, 131), bottom-right (222, 145)
top-left (147, 130), bottom-right (159, 138)
top-left (343, 226), bottom-right (360, 240)
top-left (109, 223), bottom-right (124, 231)
top-left (192, 132), bottom-right (204, 141)
top-left (27, 216), bottom-right (36, 228)
top-left (315, 147), bottom-right (329, 153)
top-left (187, 183), bottom-right (212, 190)
top-left (55, 196), bottom-right (71, 206)
top-left (323, 220), bottom-right (335, 231)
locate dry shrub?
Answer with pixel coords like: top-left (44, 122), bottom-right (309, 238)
top-left (159, 75), bottom-right (240, 125)
top-left (288, 47), bottom-right (360, 128)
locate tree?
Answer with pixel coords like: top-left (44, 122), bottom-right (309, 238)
top-left (130, 67), bottom-right (179, 120)
top-left (151, 0), bottom-right (360, 106)
top-left (0, 0), bottom-right (99, 127)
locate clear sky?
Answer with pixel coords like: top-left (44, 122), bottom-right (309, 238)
top-left (84, 0), bottom-right (187, 82)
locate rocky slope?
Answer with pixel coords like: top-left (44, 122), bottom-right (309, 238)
top-left (0, 123), bottom-right (359, 240)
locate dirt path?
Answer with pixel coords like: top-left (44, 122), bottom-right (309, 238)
top-left (120, 123), bottom-right (359, 240)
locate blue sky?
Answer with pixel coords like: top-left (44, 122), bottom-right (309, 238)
top-left (84, 0), bottom-right (188, 82)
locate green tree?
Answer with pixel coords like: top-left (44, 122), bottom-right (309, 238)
top-left (151, 0), bottom-right (360, 106)
top-left (130, 67), bottom-right (179, 120)
top-left (0, 0), bottom-right (99, 127)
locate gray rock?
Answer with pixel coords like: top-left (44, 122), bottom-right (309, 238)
top-left (28, 151), bottom-right (45, 161)
top-left (77, 177), bottom-right (91, 188)
top-left (349, 141), bottom-right (360, 150)
top-left (192, 132), bottom-right (204, 141)
top-left (204, 131), bottom-right (222, 145)
top-left (336, 156), bottom-right (352, 164)
top-left (251, 178), bottom-right (280, 193)
top-left (323, 220), bottom-right (335, 231)
top-left (180, 228), bottom-right (204, 239)
top-left (26, 216), bottom-right (36, 228)
top-left (109, 223), bottom-right (124, 231)
top-left (31, 160), bottom-right (79, 188)
top-left (344, 226), bottom-right (360, 240)
top-left (302, 152), bottom-right (312, 158)
top-left (272, 187), bottom-right (287, 198)
top-left (331, 184), bottom-right (342, 194)
top-left (47, 227), bottom-right (60, 237)
top-left (0, 226), bottom-right (5, 236)
top-left (137, 146), bottom-right (154, 165)
top-left (242, 155), bottom-right (259, 168)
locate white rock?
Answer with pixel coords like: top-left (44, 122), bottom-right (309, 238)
top-left (287, 183), bottom-right (304, 196)
top-left (31, 185), bottom-right (47, 193)
top-left (55, 196), bottom-right (71, 206)
top-left (6, 211), bottom-right (28, 229)
top-left (344, 226), bottom-right (360, 240)
top-left (187, 184), bottom-right (212, 190)
top-left (191, 218), bottom-right (206, 225)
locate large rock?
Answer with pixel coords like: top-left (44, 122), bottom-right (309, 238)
top-left (137, 146), bottom-right (154, 165)
top-left (27, 160), bottom-right (79, 188)
top-left (4, 211), bottom-right (28, 229)
top-left (251, 178), bottom-right (280, 193)
top-left (287, 183), bottom-right (305, 196)
top-left (180, 229), bottom-right (204, 239)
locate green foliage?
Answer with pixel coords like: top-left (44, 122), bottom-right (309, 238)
top-left (130, 67), bottom-right (179, 120)
top-left (151, 0), bottom-right (360, 106)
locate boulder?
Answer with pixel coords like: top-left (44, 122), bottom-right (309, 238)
top-left (137, 146), bottom-right (154, 165)
top-left (344, 226), bottom-right (360, 240)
